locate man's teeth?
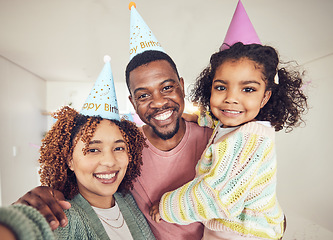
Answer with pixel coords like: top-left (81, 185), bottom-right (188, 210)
top-left (154, 111), bottom-right (173, 121)
top-left (223, 110), bottom-right (241, 114)
top-left (95, 173), bottom-right (116, 180)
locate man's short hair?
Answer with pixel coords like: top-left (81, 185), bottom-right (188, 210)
top-left (125, 50), bottom-right (180, 93)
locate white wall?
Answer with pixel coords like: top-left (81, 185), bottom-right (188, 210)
top-left (276, 54), bottom-right (333, 239)
top-left (0, 56), bottom-right (47, 206)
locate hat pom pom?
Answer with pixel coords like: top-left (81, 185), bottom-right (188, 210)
top-left (129, 2), bottom-right (136, 10)
top-left (104, 55), bottom-right (111, 63)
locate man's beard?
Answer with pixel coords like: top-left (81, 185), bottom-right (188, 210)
top-left (151, 117), bottom-right (180, 140)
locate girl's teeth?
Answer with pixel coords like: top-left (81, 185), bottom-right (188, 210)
top-left (95, 173), bottom-right (116, 180)
top-left (224, 110), bottom-right (241, 114)
top-left (154, 111), bottom-right (173, 121)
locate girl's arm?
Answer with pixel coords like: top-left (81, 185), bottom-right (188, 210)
top-left (158, 128), bottom-right (275, 225)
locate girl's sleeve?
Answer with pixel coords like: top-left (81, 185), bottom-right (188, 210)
top-left (197, 110), bottom-right (218, 129)
top-left (0, 204), bottom-right (55, 240)
top-left (159, 130), bottom-right (275, 225)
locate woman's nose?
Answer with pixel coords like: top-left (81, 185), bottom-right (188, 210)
top-left (100, 152), bottom-right (116, 167)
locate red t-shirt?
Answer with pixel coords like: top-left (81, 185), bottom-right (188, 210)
top-left (131, 121), bottom-right (213, 240)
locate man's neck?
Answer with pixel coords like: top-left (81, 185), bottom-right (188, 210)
top-left (143, 118), bottom-right (186, 151)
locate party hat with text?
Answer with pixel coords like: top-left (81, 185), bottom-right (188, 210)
top-left (80, 55), bottom-right (120, 121)
top-left (129, 2), bottom-right (165, 60)
top-left (220, 0), bottom-right (261, 51)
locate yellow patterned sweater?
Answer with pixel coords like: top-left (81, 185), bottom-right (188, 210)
top-left (159, 121), bottom-right (284, 239)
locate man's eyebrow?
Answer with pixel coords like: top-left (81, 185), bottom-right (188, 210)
top-left (133, 79), bottom-right (177, 95)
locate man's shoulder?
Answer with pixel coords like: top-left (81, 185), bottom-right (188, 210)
top-left (186, 120), bottom-right (214, 135)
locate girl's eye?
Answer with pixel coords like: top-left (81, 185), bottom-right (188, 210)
top-left (215, 86), bottom-right (226, 91)
top-left (243, 87), bottom-right (255, 93)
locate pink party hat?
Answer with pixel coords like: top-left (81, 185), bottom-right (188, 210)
top-left (129, 2), bottom-right (165, 60)
top-left (80, 55), bottom-right (120, 121)
top-left (220, 0), bottom-right (261, 51)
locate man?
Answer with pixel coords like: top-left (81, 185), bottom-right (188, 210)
top-left (15, 50), bottom-right (213, 239)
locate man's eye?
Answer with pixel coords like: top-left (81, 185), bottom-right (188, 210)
top-left (162, 85), bottom-right (173, 92)
top-left (137, 93), bottom-right (149, 100)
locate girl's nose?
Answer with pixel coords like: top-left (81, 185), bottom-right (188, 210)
top-left (224, 90), bottom-right (239, 104)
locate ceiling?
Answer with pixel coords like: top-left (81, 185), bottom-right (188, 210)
top-left (1, 0), bottom-right (332, 85)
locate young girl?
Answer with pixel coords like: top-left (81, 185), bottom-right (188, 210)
top-left (149, 42), bottom-right (308, 239)
top-left (0, 106), bottom-right (155, 240)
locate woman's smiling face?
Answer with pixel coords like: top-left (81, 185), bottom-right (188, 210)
top-left (68, 120), bottom-right (129, 208)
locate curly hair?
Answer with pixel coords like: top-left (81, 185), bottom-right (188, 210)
top-left (190, 42), bottom-right (308, 132)
top-left (38, 106), bottom-right (146, 199)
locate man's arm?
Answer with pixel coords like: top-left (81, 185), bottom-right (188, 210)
top-left (13, 186), bottom-right (71, 230)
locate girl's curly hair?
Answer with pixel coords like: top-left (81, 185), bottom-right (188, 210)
top-left (38, 106), bottom-right (146, 199)
top-left (190, 42), bottom-right (308, 132)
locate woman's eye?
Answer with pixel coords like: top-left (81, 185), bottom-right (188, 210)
top-left (114, 147), bottom-right (125, 151)
top-left (88, 148), bottom-right (99, 153)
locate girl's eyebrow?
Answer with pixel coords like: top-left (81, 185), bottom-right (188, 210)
top-left (212, 79), bottom-right (227, 84)
top-left (241, 80), bottom-right (261, 85)
top-left (213, 79), bottom-right (261, 85)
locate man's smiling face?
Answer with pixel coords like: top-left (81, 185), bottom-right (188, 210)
top-left (128, 60), bottom-right (185, 140)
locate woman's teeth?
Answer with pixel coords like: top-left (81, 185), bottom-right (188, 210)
top-left (95, 173), bottom-right (116, 180)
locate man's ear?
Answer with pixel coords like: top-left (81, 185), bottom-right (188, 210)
top-left (179, 77), bottom-right (185, 97)
top-left (261, 90), bottom-right (272, 108)
top-left (128, 95), bottom-right (137, 111)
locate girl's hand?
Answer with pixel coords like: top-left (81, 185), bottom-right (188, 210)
top-left (149, 202), bottom-right (162, 223)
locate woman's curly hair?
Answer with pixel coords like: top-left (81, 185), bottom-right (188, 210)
top-left (190, 42), bottom-right (308, 132)
top-left (38, 106), bottom-right (146, 199)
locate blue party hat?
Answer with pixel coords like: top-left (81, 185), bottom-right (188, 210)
top-left (129, 2), bottom-right (165, 60)
top-left (80, 55), bottom-right (120, 121)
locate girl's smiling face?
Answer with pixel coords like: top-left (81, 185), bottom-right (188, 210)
top-left (68, 120), bottom-right (129, 208)
top-left (210, 58), bottom-right (271, 128)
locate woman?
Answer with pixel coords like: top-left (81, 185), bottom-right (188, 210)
top-left (0, 106), bottom-right (155, 240)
